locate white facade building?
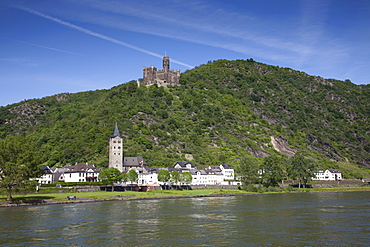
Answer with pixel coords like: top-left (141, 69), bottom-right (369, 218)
top-left (63, 163), bottom-right (101, 183)
top-left (313, 169), bottom-right (342, 181)
top-left (35, 165), bottom-right (53, 184)
top-left (138, 168), bottom-right (160, 185)
top-left (37, 173), bottom-right (53, 184)
top-left (220, 164), bottom-right (235, 183)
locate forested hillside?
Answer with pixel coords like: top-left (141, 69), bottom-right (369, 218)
top-left (0, 59), bottom-right (369, 173)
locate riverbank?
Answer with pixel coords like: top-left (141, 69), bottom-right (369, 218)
top-left (0, 189), bottom-right (253, 207)
top-left (1, 187), bottom-right (369, 207)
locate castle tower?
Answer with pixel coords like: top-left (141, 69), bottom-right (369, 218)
top-left (108, 123), bottom-right (124, 172)
top-left (163, 56), bottom-right (169, 72)
top-left (141, 56), bottom-right (180, 87)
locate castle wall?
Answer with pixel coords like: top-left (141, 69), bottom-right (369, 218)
top-left (141, 56), bottom-right (180, 87)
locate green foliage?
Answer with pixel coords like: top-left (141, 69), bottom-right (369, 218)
top-left (170, 170), bottom-right (180, 185)
top-left (157, 169), bottom-right (170, 183)
top-left (40, 181), bottom-right (104, 187)
top-left (125, 169), bottom-right (138, 184)
top-left (260, 155), bottom-right (286, 187)
top-left (0, 59), bottom-right (368, 171)
top-left (98, 167), bottom-right (123, 185)
top-left (235, 156), bottom-right (260, 185)
top-left (288, 154), bottom-right (318, 188)
top-left (335, 162), bottom-right (368, 179)
top-left (0, 135), bottom-right (43, 200)
top-left (180, 172), bottom-right (193, 184)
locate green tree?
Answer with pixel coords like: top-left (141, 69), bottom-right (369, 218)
top-left (126, 169), bottom-right (138, 184)
top-left (260, 155), bottom-right (285, 187)
top-left (236, 156), bottom-right (260, 185)
top-left (0, 135), bottom-right (43, 201)
top-left (170, 170), bottom-right (180, 185)
top-left (288, 154), bottom-right (317, 188)
top-left (98, 167), bottom-right (123, 185)
top-left (158, 169), bottom-right (171, 184)
top-left (179, 172), bottom-right (193, 185)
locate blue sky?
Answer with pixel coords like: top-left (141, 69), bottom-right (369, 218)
top-left (0, 0), bottom-right (369, 106)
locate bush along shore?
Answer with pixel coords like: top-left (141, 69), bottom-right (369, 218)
top-left (1, 185), bottom-right (370, 207)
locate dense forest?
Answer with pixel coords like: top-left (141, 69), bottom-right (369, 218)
top-left (0, 59), bottom-right (369, 178)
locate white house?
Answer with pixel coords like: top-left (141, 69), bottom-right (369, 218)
top-left (174, 162), bottom-right (196, 170)
top-left (219, 164), bottom-right (235, 184)
top-left (64, 163), bottom-right (101, 183)
top-left (204, 169), bottom-right (224, 185)
top-left (33, 165), bottom-right (53, 184)
top-left (138, 168), bottom-right (160, 185)
top-left (313, 169), bottom-right (342, 181)
top-left (191, 170), bottom-right (210, 185)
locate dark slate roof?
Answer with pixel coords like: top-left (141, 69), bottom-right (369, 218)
top-left (123, 156), bottom-right (148, 167)
top-left (200, 170), bottom-right (208, 175)
top-left (110, 123), bottom-right (122, 138)
top-left (64, 163), bottom-right (100, 173)
top-left (328, 169), bottom-right (340, 173)
top-left (175, 162), bottom-right (196, 168)
top-left (145, 168), bottom-right (160, 174)
top-left (207, 166), bottom-right (221, 172)
top-left (42, 165), bottom-right (53, 174)
top-left (221, 164), bottom-right (233, 169)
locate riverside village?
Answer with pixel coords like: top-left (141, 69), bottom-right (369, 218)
top-left (33, 56), bottom-right (344, 191)
top-left (37, 123), bottom-right (343, 189)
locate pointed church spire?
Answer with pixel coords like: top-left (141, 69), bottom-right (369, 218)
top-left (111, 123), bottom-right (121, 138)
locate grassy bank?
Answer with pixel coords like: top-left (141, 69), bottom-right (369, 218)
top-left (0, 189), bottom-right (245, 203)
top-left (1, 187), bottom-right (369, 206)
top-left (298, 186), bottom-right (370, 193)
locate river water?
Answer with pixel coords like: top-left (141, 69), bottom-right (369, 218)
top-left (0, 191), bottom-right (369, 246)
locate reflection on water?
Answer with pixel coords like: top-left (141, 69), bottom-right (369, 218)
top-left (0, 192), bottom-right (369, 246)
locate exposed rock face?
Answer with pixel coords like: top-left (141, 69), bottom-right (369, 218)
top-left (270, 136), bottom-right (296, 157)
top-left (185, 154), bottom-right (194, 161)
top-left (305, 134), bottom-right (343, 162)
top-left (55, 93), bottom-right (69, 102)
top-left (7, 102), bottom-right (46, 127)
top-left (248, 147), bottom-right (270, 158)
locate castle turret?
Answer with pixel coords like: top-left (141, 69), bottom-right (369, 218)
top-left (163, 56), bottom-right (169, 72)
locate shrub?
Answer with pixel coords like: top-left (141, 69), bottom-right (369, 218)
top-left (40, 182), bottom-right (104, 187)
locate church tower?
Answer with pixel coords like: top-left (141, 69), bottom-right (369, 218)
top-left (108, 124), bottom-right (124, 172)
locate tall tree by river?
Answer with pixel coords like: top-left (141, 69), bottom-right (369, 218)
top-left (0, 135), bottom-right (42, 200)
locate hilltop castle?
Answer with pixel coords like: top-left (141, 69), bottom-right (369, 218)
top-left (139, 56), bottom-right (181, 87)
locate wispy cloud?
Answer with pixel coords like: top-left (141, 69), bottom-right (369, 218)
top-left (18, 7), bottom-right (194, 69)
top-left (11, 39), bottom-right (82, 55)
top-left (0, 57), bottom-right (41, 67)
top-left (51, 0), bottom-right (310, 63)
